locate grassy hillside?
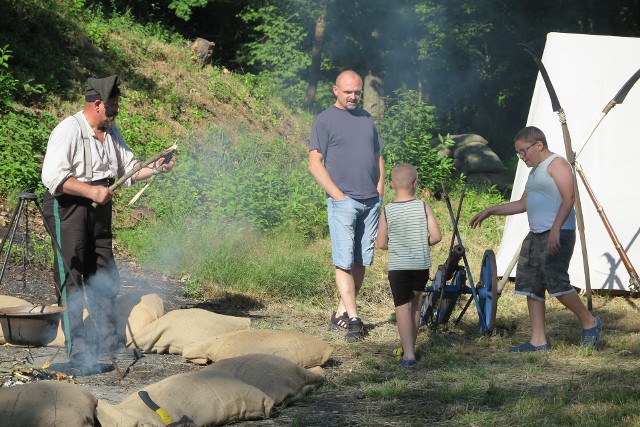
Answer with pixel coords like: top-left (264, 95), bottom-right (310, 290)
top-left (1, 0), bottom-right (309, 152)
top-left (0, 0), bottom-right (506, 302)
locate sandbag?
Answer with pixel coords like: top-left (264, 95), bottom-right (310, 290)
top-left (95, 399), bottom-right (158, 427)
top-left (0, 381), bottom-right (97, 426)
top-left (451, 134), bottom-right (489, 149)
top-left (48, 308), bottom-right (89, 347)
top-left (0, 295), bottom-right (32, 308)
top-left (116, 292), bottom-right (165, 343)
top-left (116, 370), bottom-right (274, 426)
top-left (127, 308), bottom-right (250, 354)
top-left (182, 329), bottom-right (333, 368)
top-left (453, 141), bottom-right (504, 174)
top-left (307, 366), bottom-right (326, 378)
top-left (0, 295), bottom-right (32, 344)
top-left (205, 353), bottom-right (324, 406)
top-left (431, 133), bottom-right (489, 150)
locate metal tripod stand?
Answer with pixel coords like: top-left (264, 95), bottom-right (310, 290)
top-left (0, 193), bottom-right (55, 294)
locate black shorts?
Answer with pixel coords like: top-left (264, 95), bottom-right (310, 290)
top-left (388, 269), bottom-right (429, 307)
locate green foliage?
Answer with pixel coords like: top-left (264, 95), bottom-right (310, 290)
top-left (168, 0), bottom-right (208, 21)
top-left (237, 4), bottom-right (311, 101)
top-left (121, 221), bottom-right (333, 299)
top-left (0, 111), bottom-right (57, 195)
top-left (378, 89), bottom-right (462, 193)
top-left (130, 129), bottom-right (328, 238)
top-left (0, 45), bottom-right (19, 112)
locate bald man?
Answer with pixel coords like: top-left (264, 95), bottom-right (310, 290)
top-left (308, 70), bottom-right (384, 342)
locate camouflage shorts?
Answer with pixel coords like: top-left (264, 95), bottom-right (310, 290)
top-left (515, 230), bottom-right (576, 301)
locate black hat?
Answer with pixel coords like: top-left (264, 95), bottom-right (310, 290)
top-left (85, 75), bottom-right (122, 102)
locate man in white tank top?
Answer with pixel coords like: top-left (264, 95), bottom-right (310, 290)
top-left (470, 126), bottom-right (601, 352)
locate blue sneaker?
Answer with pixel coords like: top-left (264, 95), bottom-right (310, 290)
top-left (581, 316), bottom-right (602, 348)
top-left (508, 341), bottom-right (551, 352)
top-left (400, 357), bottom-right (417, 366)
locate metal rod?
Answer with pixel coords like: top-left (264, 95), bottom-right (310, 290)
top-left (454, 295), bottom-right (473, 325)
top-left (0, 198), bottom-right (26, 284)
top-left (575, 161), bottom-right (640, 292)
top-left (497, 242), bottom-right (521, 294)
top-left (91, 143), bottom-right (177, 208)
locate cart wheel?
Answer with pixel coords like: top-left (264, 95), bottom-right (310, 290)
top-left (420, 291), bottom-right (435, 329)
top-left (477, 249), bottom-right (498, 335)
top-left (421, 268), bottom-right (444, 332)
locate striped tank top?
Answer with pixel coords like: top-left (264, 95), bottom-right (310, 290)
top-left (384, 199), bottom-right (431, 271)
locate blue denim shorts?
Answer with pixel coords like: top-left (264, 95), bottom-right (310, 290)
top-left (515, 230), bottom-right (576, 301)
top-left (326, 195), bottom-right (381, 269)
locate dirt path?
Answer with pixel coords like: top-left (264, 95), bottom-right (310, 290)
top-left (0, 245), bottom-right (374, 427)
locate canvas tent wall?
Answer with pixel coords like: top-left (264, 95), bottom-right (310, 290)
top-left (495, 32), bottom-right (640, 292)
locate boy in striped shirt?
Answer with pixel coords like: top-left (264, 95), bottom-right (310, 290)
top-left (377, 163), bottom-right (442, 365)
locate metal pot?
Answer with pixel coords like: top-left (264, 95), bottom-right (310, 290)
top-left (0, 305), bottom-right (66, 346)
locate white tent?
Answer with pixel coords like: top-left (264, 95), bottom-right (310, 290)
top-left (496, 32), bottom-right (640, 292)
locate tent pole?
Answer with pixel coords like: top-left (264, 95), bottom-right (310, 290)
top-left (559, 111), bottom-right (593, 310)
top-left (574, 161), bottom-right (640, 293)
top-left (522, 44), bottom-right (593, 308)
top-left (497, 242), bottom-right (521, 294)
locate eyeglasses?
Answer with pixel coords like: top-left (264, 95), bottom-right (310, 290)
top-left (516, 142), bottom-right (538, 159)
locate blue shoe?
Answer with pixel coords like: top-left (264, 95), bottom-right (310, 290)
top-left (581, 316), bottom-right (602, 348)
top-left (508, 341), bottom-right (551, 353)
top-left (400, 357), bottom-right (416, 366)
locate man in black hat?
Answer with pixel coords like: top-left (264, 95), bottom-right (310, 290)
top-left (41, 75), bottom-right (175, 370)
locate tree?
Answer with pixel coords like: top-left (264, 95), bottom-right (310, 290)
top-left (302, 6), bottom-right (327, 111)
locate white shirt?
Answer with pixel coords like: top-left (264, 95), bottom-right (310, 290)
top-left (41, 111), bottom-right (137, 195)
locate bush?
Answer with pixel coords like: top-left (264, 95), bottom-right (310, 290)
top-left (0, 111), bottom-right (57, 196)
top-left (118, 128), bottom-right (327, 238)
top-left (378, 90), bottom-right (462, 193)
top-left (0, 45), bottom-right (19, 113)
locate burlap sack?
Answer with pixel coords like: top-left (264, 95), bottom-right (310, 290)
top-left (453, 141), bottom-right (504, 174)
top-left (0, 295), bottom-right (32, 344)
top-left (451, 133), bottom-right (489, 149)
top-left (182, 329), bottom-right (333, 368)
top-left (0, 295), bottom-right (32, 308)
top-left (430, 133), bottom-right (489, 150)
top-left (95, 399), bottom-right (158, 427)
top-left (205, 354), bottom-right (324, 406)
top-left (307, 366), bottom-right (326, 378)
top-left (48, 308), bottom-right (89, 347)
top-left (116, 292), bottom-right (165, 343)
top-left (116, 370), bottom-right (273, 426)
top-left (0, 380), bottom-right (97, 426)
top-left (127, 308), bottom-right (251, 354)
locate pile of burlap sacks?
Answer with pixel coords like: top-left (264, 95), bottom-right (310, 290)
top-left (434, 134), bottom-right (507, 189)
top-left (0, 293), bottom-right (333, 426)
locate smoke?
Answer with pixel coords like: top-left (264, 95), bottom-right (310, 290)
top-left (62, 261), bottom-right (121, 371)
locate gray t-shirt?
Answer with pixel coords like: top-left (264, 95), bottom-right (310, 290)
top-left (309, 106), bottom-right (383, 199)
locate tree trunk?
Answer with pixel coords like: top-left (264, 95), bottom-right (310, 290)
top-left (303, 9), bottom-right (326, 110)
top-left (363, 71), bottom-right (384, 121)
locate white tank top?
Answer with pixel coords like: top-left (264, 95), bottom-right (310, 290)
top-left (525, 153), bottom-right (576, 233)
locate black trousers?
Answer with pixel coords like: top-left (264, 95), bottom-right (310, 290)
top-left (43, 190), bottom-right (121, 357)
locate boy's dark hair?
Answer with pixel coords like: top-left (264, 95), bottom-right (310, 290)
top-left (514, 126), bottom-right (548, 148)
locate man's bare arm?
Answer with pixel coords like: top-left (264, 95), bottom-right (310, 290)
top-left (308, 149), bottom-right (346, 200)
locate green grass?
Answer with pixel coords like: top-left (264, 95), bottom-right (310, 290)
top-left (238, 289), bottom-right (640, 426)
